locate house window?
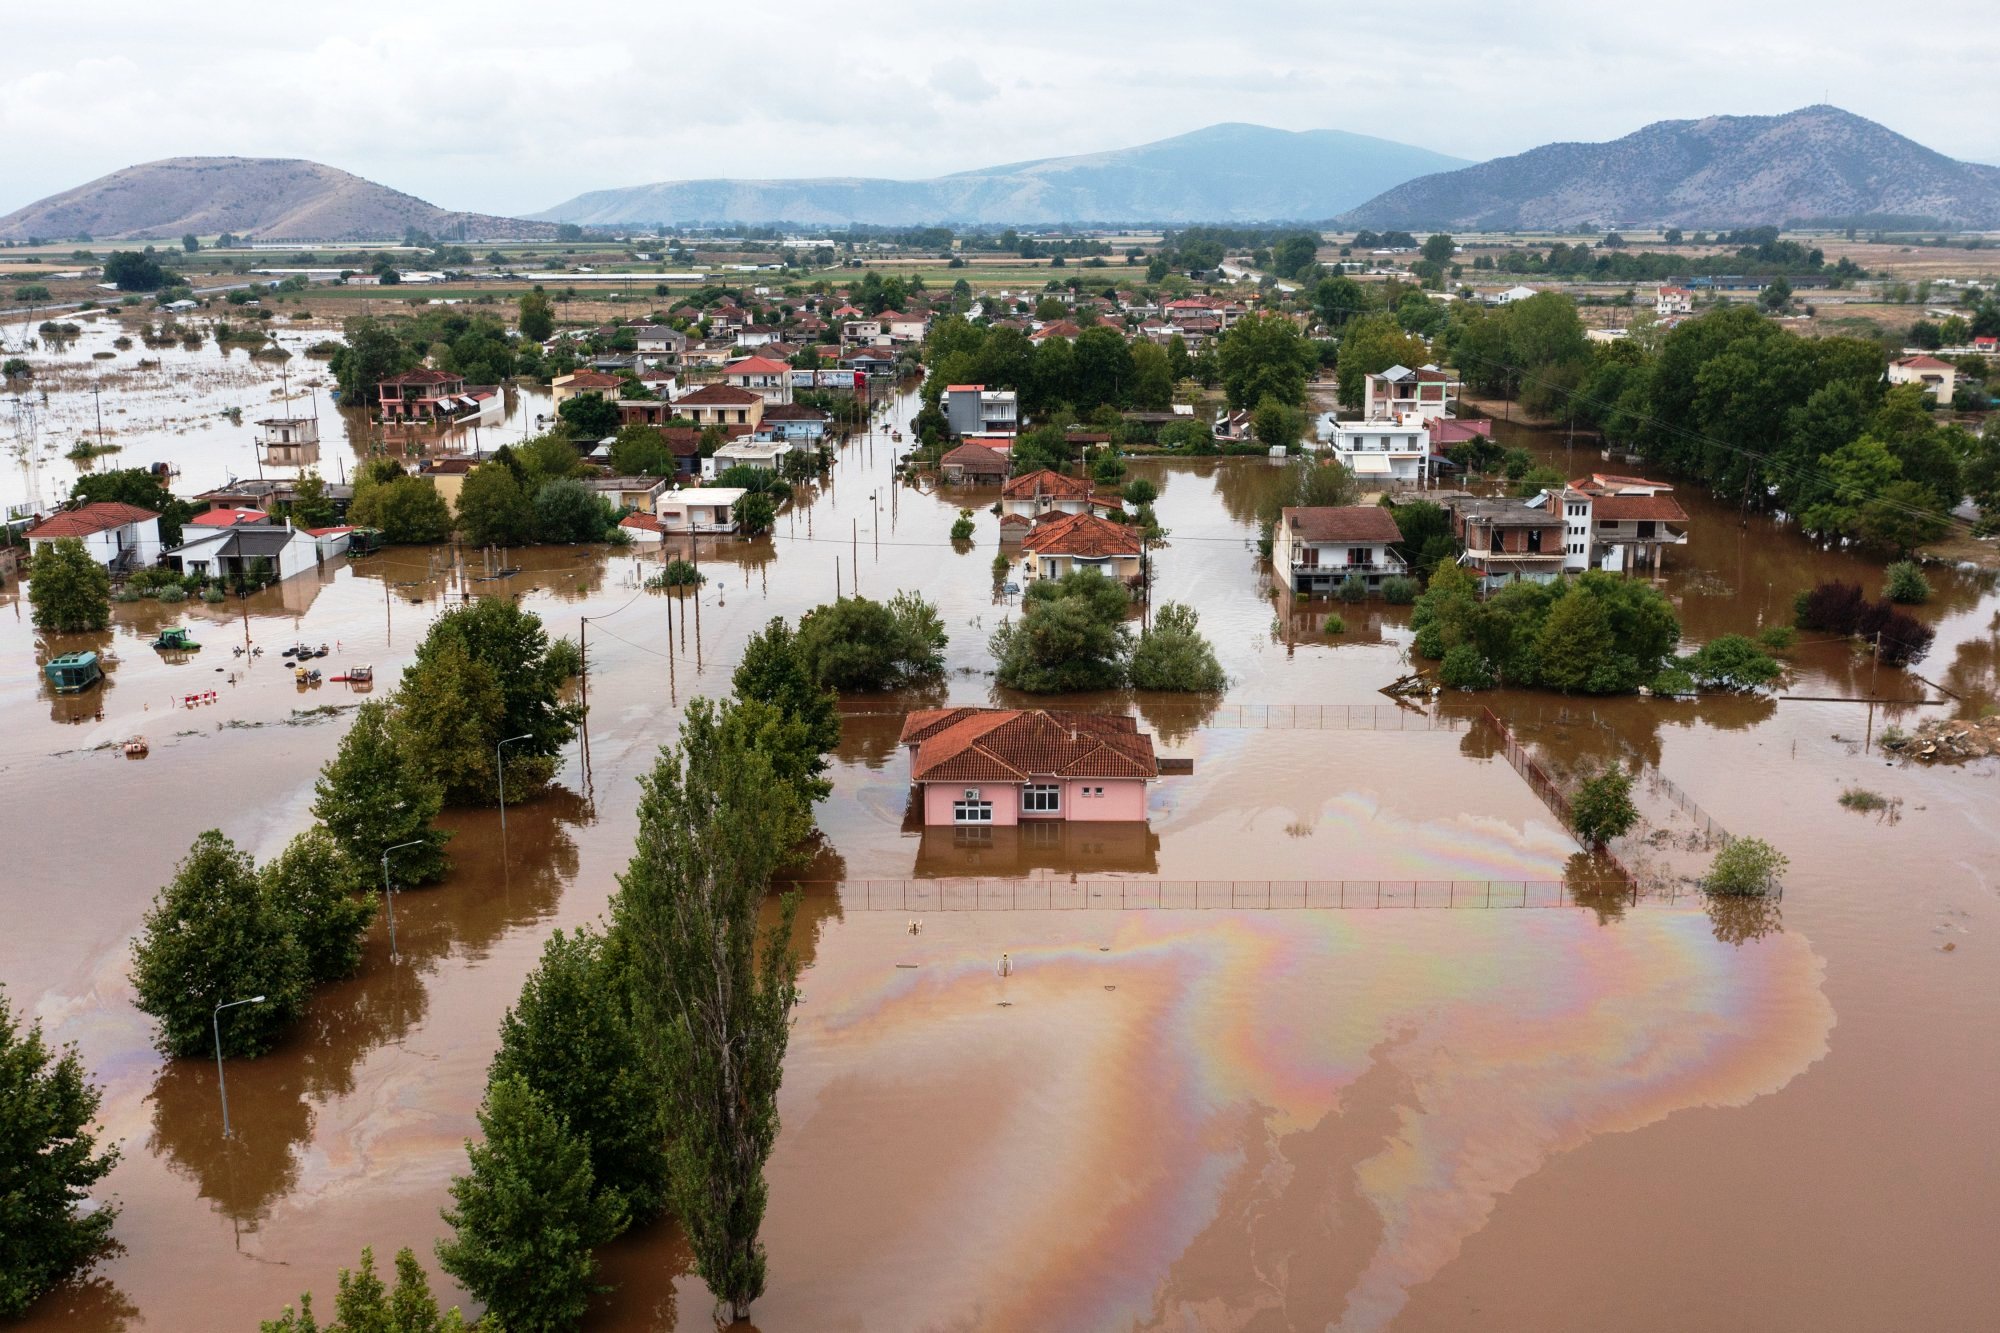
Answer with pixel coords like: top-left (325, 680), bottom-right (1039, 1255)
top-left (1347, 546), bottom-right (1369, 566)
top-left (1022, 784), bottom-right (1061, 813)
top-left (952, 797), bottom-right (993, 824)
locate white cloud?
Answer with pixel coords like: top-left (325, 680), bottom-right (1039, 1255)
top-left (1, 0), bottom-right (1993, 217)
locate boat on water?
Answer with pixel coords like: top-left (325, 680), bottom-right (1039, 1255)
top-left (45, 651), bottom-right (102, 693)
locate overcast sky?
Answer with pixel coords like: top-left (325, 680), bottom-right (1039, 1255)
top-left (5, 0), bottom-right (1996, 218)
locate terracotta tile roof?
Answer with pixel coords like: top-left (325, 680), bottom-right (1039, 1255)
top-left (1019, 511), bottom-right (1142, 558)
top-left (1580, 472), bottom-right (1672, 491)
top-left (1001, 469), bottom-right (1094, 501)
top-left (675, 384), bottom-right (761, 405)
top-left (760, 403), bottom-right (827, 421)
top-left (723, 356), bottom-right (792, 376)
top-left (940, 443), bottom-right (1010, 473)
top-left (1429, 418), bottom-right (1492, 444)
top-left (1591, 494), bottom-right (1689, 523)
top-left (900, 708), bottom-right (1157, 783)
top-left (561, 371), bottom-right (625, 389)
top-left (26, 501), bottom-right (161, 539)
top-left (190, 508), bottom-right (268, 527)
top-left (619, 512), bottom-right (662, 533)
top-left (380, 368), bottom-right (463, 386)
top-left (1280, 506), bottom-right (1402, 544)
top-left (1895, 354), bottom-right (1954, 370)
top-left (1032, 320), bottom-right (1082, 341)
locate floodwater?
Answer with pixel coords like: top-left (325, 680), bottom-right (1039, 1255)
top-left (3, 349), bottom-right (1998, 1331)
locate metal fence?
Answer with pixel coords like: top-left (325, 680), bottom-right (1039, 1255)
top-left (785, 878), bottom-right (1707, 913)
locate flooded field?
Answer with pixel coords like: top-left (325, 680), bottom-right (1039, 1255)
top-left (3, 356), bottom-right (1998, 1331)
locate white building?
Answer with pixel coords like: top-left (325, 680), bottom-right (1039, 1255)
top-left (1487, 285), bottom-right (1540, 306)
top-left (1317, 413), bottom-right (1432, 487)
top-left (24, 502), bottom-right (166, 572)
top-left (720, 356), bottom-right (794, 405)
top-left (1362, 364), bottom-right (1459, 422)
top-left (1528, 473), bottom-right (1690, 574)
top-left (657, 487), bottom-right (747, 534)
top-left (1269, 506), bottom-right (1408, 596)
top-left (1655, 285), bottom-right (1695, 316)
top-left (706, 440), bottom-right (792, 478)
top-left (1887, 355), bottom-right (1957, 401)
top-left (165, 521), bottom-right (320, 583)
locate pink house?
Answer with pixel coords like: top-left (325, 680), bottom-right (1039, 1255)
top-left (900, 708), bottom-right (1158, 826)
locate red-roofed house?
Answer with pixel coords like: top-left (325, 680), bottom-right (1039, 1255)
top-left (24, 502), bottom-right (165, 570)
top-left (376, 368), bottom-right (467, 421)
top-left (899, 708), bottom-right (1159, 825)
top-left (190, 508), bottom-right (270, 529)
top-left (673, 383), bottom-right (765, 429)
top-left (1017, 511), bottom-right (1144, 586)
top-left (1269, 506), bottom-right (1406, 595)
top-left (1030, 320), bottom-right (1082, 343)
top-left (999, 470), bottom-right (1113, 529)
top-left (1888, 354), bottom-right (1957, 400)
top-left (721, 356), bottom-right (794, 405)
top-left (1531, 474), bottom-right (1689, 574)
top-left (939, 442), bottom-right (1011, 484)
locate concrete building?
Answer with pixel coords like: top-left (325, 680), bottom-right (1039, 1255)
top-left (1269, 506), bottom-right (1407, 596)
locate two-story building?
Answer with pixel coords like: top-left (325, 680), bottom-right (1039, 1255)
top-left (672, 384), bottom-right (765, 429)
top-left (24, 501), bottom-right (166, 572)
top-left (1319, 414), bottom-right (1432, 487)
top-left (1446, 497), bottom-right (1567, 589)
top-left (720, 356), bottom-right (794, 405)
top-left (1888, 354), bottom-right (1957, 401)
top-left (1530, 473), bottom-right (1689, 574)
top-left (1016, 511), bottom-right (1144, 587)
top-left (656, 487), bottom-right (746, 534)
top-left (1655, 285), bottom-right (1695, 316)
top-left (629, 324), bottom-right (687, 366)
top-left (998, 470), bottom-right (1112, 534)
top-left (1269, 506), bottom-right (1406, 595)
top-left (551, 370), bottom-right (625, 407)
top-left (899, 707), bottom-right (1159, 826)
top-left (943, 384), bottom-right (1020, 438)
top-left (375, 369), bottom-right (468, 422)
top-left (1362, 364), bottom-right (1459, 421)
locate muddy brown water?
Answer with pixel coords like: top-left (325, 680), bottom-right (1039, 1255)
top-left (4, 373), bottom-right (1998, 1330)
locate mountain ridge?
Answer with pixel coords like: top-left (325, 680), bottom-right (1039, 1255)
top-left (530, 124), bottom-right (1469, 227)
top-left (1341, 106), bottom-right (2000, 230)
top-left (0, 157), bottom-right (558, 242)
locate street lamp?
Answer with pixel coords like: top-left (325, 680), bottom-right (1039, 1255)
top-left (381, 840), bottom-right (426, 961)
top-left (212, 995), bottom-right (266, 1140)
top-left (496, 733), bottom-right (533, 836)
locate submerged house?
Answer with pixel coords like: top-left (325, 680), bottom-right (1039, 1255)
top-left (24, 502), bottom-right (165, 572)
top-left (1447, 497), bottom-right (1567, 589)
top-left (998, 469), bottom-right (1113, 535)
top-left (165, 522), bottom-right (320, 584)
top-left (1529, 473), bottom-right (1689, 574)
top-left (1269, 505), bottom-right (1406, 595)
top-left (1016, 511), bottom-right (1144, 586)
top-left (899, 708), bottom-right (1160, 826)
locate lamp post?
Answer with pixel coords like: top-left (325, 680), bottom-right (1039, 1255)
top-left (496, 733), bottom-right (533, 836)
top-left (381, 840), bottom-right (426, 961)
top-left (212, 995), bottom-right (266, 1139)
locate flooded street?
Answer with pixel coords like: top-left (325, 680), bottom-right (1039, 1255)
top-left (4, 358), bottom-right (1998, 1331)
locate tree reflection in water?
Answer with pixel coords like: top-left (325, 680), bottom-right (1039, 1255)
top-left (15, 1273), bottom-right (139, 1333)
top-left (1562, 851), bottom-right (1634, 926)
top-left (1705, 890), bottom-right (1785, 946)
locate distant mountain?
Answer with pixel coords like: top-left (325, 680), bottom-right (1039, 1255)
top-left (532, 124), bottom-right (1469, 227)
top-left (0, 157), bottom-right (559, 242)
top-left (1342, 106), bottom-right (2000, 231)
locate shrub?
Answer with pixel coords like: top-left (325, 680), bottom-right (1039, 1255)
top-left (1128, 602), bottom-right (1227, 692)
top-left (992, 552), bottom-right (1011, 583)
top-left (1323, 614), bottom-right (1345, 636)
top-left (1705, 836), bottom-right (1788, 896)
top-left (1838, 787), bottom-right (1888, 811)
top-left (1335, 573), bottom-right (1368, 603)
top-left (1649, 665), bottom-right (1697, 697)
top-left (157, 585), bottom-right (187, 603)
top-left (1439, 643), bottom-right (1493, 689)
top-left (795, 592), bottom-right (948, 690)
top-left (950, 508), bottom-right (975, 541)
top-left (649, 558), bottom-right (703, 589)
top-left (1756, 625), bottom-right (1797, 651)
top-left (1570, 767), bottom-right (1638, 847)
top-left (1794, 578), bottom-right (1934, 667)
top-left (1380, 575), bottom-right (1419, 605)
top-left (1683, 634), bottom-right (1782, 691)
top-left (1794, 580), bottom-right (1869, 635)
top-left (1883, 560), bottom-right (1931, 604)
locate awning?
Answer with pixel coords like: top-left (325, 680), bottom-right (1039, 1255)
top-left (1350, 454), bottom-right (1392, 475)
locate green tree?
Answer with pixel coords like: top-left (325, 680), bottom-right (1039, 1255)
top-left (349, 476), bottom-right (451, 544)
top-left (26, 537), bottom-right (111, 633)
top-left (1569, 768), bottom-right (1638, 848)
top-left (329, 317), bottom-right (418, 405)
top-left (610, 700), bottom-right (804, 1323)
top-left (0, 985), bottom-right (121, 1319)
top-left (1859, 479), bottom-right (1951, 554)
top-left (102, 250), bottom-right (170, 291)
top-left (181, 233), bottom-right (200, 253)
top-left (991, 569), bottom-right (1133, 693)
top-left (732, 617), bottom-right (840, 809)
top-left (1312, 274), bottom-right (1370, 329)
top-left (1269, 232), bottom-right (1321, 281)
top-left (1216, 312), bottom-right (1316, 409)
top-left (517, 289), bottom-right (556, 342)
top-left (733, 491), bottom-right (776, 535)
top-left (1127, 338), bottom-right (1173, 411)
top-left (1684, 634), bottom-right (1782, 691)
top-left (1251, 395), bottom-right (1306, 453)
top-left (608, 424), bottom-right (679, 477)
top-left (1883, 560), bottom-right (1931, 604)
top-left (532, 477), bottom-right (612, 543)
top-left (401, 599), bottom-right (582, 803)
top-left (794, 593), bottom-right (949, 690)
top-left (1334, 312), bottom-right (1430, 411)
top-left (130, 831), bottom-right (309, 1058)
top-left (1534, 586), bottom-right (1619, 694)
top-left (290, 472), bottom-right (337, 528)
top-left (1128, 602), bottom-right (1226, 691)
top-left (437, 1074), bottom-right (625, 1333)
top-left (555, 393), bottom-right (618, 441)
top-left (454, 463), bottom-right (534, 547)
top-left (264, 1245), bottom-right (493, 1332)
top-left (259, 829), bottom-right (375, 985)
top-left (1705, 837), bottom-right (1788, 896)
top-left (313, 700), bottom-right (450, 884)
top-left (491, 928), bottom-right (667, 1219)
top-left (1421, 233), bottom-right (1455, 265)
top-left (394, 638), bottom-right (508, 806)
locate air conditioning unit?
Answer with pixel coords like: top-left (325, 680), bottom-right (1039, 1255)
top-left (964, 789), bottom-right (979, 801)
